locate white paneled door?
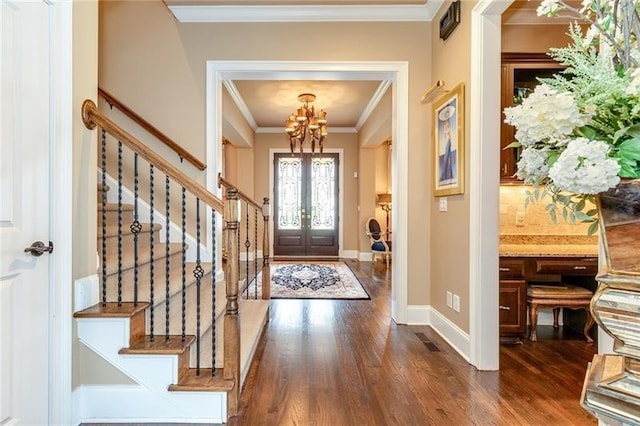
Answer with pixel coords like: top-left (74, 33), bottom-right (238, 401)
top-left (0, 1), bottom-right (53, 423)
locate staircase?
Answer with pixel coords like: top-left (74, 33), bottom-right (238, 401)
top-left (73, 99), bottom-right (270, 423)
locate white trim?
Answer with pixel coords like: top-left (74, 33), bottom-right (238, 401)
top-left (268, 147), bottom-right (345, 259)
top-left (429, 307), bottom-right (471, 362)
top-left (206, 61), bottom-right (409, 324)
top-left (257, 126), bottom-right (357, 134)
top-left (72, 384), bottom-right (226, 424)
top-left (359, 252), bottom-right (374, 262)
top-left (169, 3), bottom-right (444, 23)
top-left (239, 250), bottom-right (264, 262)
top-left (340, 250), bottom-right (358, 259)
top-left (468, 0), bottom-right (510, 372)
top-left (355, 80), bottom-right (392, 130)
top-left (222, 80), bottom-right (258, 131)
top-left (407, 305), bottom-right (431, 325)
top-left (73, 274), bottom-right (100, 313)
top-left (50, 2), bottom-right (74, 423)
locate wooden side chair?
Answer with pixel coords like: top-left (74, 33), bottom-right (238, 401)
top-left (366, 217), bottom-right (391, 267)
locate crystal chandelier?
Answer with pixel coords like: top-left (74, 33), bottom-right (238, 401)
top-left (284, 93), bottom-right (328, 154)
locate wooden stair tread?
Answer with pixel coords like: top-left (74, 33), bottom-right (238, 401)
top-left (120, 335), bottom-right (195, 355)
top-left (169, 368), bottom-right (234, 392)
top-left (73, 302), bottom-right (149, 318)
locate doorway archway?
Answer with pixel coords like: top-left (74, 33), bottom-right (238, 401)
top-left (206, 60), bottom-right (410, 323)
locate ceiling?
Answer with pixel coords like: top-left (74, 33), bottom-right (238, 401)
top-left (230, 79), bottom-right (385, 133)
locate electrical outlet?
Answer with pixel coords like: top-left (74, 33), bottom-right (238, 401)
top-left (446, 291), bottom-right (453, 308)
top-left (453, 294), bottom-right (461, 312)
top-left (439, 197), bottom-right (448, 212)
top-left (515, 211), bottom-right (525, 226)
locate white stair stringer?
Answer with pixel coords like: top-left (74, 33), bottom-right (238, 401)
top-left (75, 316), bottom-right (227, 423)
top-left (199, 299), bottom-right (270, 384)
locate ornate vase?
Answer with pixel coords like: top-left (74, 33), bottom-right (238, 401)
top-left (582, 179), bottom-right (640, 423)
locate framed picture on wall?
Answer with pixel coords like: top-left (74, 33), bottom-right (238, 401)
top-left (433, 82), bottom-right (464, 197)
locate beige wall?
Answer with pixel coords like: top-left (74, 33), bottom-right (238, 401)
top-left (253, 133), bottom-right (360, 252)
top-left (73, 0), bottom-right (132, 388)
top-left (429, 0), bottom-right (474, 331)
top-left (100, 0), bottom-right (432, 306)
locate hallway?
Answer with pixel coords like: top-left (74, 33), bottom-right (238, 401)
top-left (231, 260), bottom-right (597, 425)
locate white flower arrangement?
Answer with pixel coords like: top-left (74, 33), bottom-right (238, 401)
top-left (503, 0), bottom-right (640, 234)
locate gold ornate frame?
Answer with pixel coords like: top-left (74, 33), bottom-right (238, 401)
top-left (433, 82), bottom-right (465, 197)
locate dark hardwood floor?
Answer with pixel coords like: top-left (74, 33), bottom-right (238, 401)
top-left (230, 259), bottom-right (597, 425)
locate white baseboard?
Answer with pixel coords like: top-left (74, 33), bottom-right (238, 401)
top-left (536, 310), bottom-right (560, 326)
top-left (359, 252), bottom-right (373, 262)
top-left (407, 305), bottom-right (430, 325)
top-left (239, 250), bottom-right (264, 262)
top-left (426, 306), bottom-right (471, 362)
top-left (74, 274), bottom-right (100, 312)
top-left (340, 250), bottom-right (358, 259)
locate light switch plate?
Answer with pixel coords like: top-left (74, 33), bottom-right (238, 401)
top-left (439, 197), bottom-right (448, 212)
top-left (453, 294), bottom-right (460, 312)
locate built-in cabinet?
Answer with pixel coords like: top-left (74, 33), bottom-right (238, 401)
top-left (500, 53), bottom-right (564, 181)
top-left (499, 258), bottom-right (527, 337)
top-left (499, 255), bottom-right (598, 338)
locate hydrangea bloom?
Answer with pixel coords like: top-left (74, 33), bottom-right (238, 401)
top-left (548, 138), bottom-right (621, 194)
top-left (516, 147), bottom-right (551, 184)
top-left (504, 84), bottom-right (590, 147)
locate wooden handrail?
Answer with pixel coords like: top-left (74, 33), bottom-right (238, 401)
top-left (98, 87), bottom-right (207, 171)
top-left (83, 99), bottom-right (223, 212)
top-left (218, 173), bottom-right (263, 211)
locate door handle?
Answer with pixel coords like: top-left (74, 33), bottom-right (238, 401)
top-left (24, 241), bottom-right (54, 256)
top-left (499, 305), bottom-right (511, 311)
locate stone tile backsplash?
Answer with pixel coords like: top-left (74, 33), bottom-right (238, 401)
top-left (499, 185), bottom-right (596, 237)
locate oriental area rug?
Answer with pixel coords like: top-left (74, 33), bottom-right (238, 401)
top-left (253, 262), bottom-right (370, 300)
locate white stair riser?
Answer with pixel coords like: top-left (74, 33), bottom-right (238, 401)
top-left (74, 384), bottom-right (226, 423)
top-left (75, 317), bottom-right (227, 422)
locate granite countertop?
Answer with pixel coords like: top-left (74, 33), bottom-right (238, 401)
top-left (499, 234), bottom-right (598, 257)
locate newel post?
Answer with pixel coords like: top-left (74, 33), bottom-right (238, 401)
top-left (223, 187), bottom-right (241, 416)
top-left (261, 198), bottom-right (271, 300)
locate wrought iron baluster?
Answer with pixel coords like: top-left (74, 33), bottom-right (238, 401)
top-left (101, 129), bottom-right (107, 306)
top-left (149, 164), bottom-right (155, 340)
top-left (193, 198), bottom-right (204, 375)
top-left (245, 201), bottom-right (250, 299)
top-left (131, 153), bottom-right (142, 306)
top-left (117, 140), bottom-right (123, 306)
top-left (165, 175), bottom-right (171, 339)
top-left (181, 187), bottom-right (187, 341)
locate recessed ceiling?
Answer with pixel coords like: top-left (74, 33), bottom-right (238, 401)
top-left (233, 80), bottom-right (382, 129)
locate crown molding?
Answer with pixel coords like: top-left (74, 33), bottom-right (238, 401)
top-left (168, 2), bottom-right (443, 23)
top-left (222, 80), bottom-right (258, 131)
top-left (257, 126), bottom-right (357, 134)
top-left (355, 80), bottom-right (391, 130)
